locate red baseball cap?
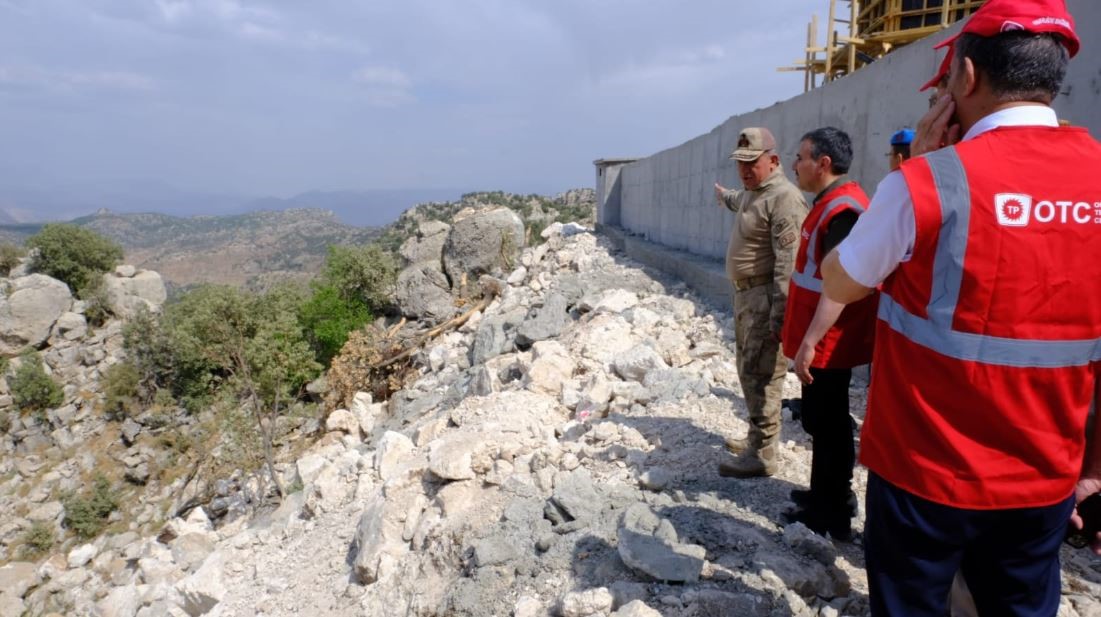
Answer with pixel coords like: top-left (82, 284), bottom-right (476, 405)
top-left (920, 0), bottom-right (1080, 91)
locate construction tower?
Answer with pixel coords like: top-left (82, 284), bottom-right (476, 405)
top-left (780, 0), bottom-right (987, 92)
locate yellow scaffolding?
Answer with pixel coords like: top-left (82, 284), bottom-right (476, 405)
top-left (779, 0), bottom-right (986, 91)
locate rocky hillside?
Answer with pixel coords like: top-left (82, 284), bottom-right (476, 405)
top-left (376, 189), bottom-right (595, 255)
top-left (0, 190), bottom-right (594, 298)
top-left (4, 225), bottom-right (1099, 617)
top-left (0, 209), bottom-right (380, 293)
top-left (76, 209), bottom-right (382, 293)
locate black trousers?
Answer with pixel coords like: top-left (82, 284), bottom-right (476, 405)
top-left (865, 473), bottom-right (1073, 616)
top-left (800, 367), bottom-right (854, 506)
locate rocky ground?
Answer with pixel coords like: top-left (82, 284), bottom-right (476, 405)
top-left (2, 225), bottom-right (1100, 616)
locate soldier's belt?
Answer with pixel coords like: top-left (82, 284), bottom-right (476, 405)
top-left (732, 274), bottom-right (772, 291)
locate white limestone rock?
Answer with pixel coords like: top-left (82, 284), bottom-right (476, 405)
top-left (325, 408), bottom-right (360, 436)
top-left (559, 587), bottom-right (615, 617)
top-left (67, 543), bottom-right (98, 568)
top-left (612, 344), bottom-right (668, 383)
top-left (524, 341), bottom-right (576, 396)
top-left (612, 600), bottom-right (663, 617)
top-left (427, 434), bottom-right (477, 481)
top-left (374, 431), bottom-right (415, 481)
top-left (103, 270), bottom-right (167, 319)
top-left (174, 551), bottom-right (226, 616)
top-left (115, 264), bottom-right (137, 278)
top-left (97, 584), bottom-right (142, 617)
top-left (0, 561), bottom-right (40, 599)
top-left (0, 274), bottom-right (73, 354)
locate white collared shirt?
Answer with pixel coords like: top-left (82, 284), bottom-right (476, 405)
top-left (836, 105), bottom-right (1060, 288)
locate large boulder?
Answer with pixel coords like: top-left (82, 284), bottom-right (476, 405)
top-left (515, 292), bottom-right (571, 348)
top-left (103, 269), bottom-right (167, 319)
top-left (0, 274), bottom-right (72, 355)
top-left (392, 266), bottom-right (456, 322)
top-left (174, 550), bottom-right (226, 616)
top-left (399, 220), bottom-right (450, 267)
top-left (617, 504), bottom-right (706, 583)
top-left (469, 308), bottom-right (525, 365)
top-left (442, 208), bottom-right (524, 286)
top-left (352, 490), bottom-right (408, 584)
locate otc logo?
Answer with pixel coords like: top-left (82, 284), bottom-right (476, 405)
top-left (995, 193), bottom-right (1031, 227)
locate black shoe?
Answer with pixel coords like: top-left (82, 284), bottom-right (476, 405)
top-left (782, 506), bottom-right (853, 542)
top-left (783, 398), bottom-right (802, 421)
top-left (789, 488), bottom-right (858, 517)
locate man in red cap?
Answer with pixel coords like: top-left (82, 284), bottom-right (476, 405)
top-left (819, 0), bottom-right (1101, 614)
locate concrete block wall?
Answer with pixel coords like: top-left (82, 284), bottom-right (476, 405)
top-left (604, 0), bottom-right (1101, 262)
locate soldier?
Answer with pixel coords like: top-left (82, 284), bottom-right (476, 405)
top-left (713, 127), bottom-right (807, 478)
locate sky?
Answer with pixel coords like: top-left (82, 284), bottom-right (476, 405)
top-left (0, 0), bottom-right (812, 210)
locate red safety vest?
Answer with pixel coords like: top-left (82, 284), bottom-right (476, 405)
top-left (782, 181), bottom-right (877, 368)
top-left (861, 126), bottom-right (1101, 509)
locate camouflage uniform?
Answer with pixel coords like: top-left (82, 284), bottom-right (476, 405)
top-left (720, 169), bottom-right (807, 474)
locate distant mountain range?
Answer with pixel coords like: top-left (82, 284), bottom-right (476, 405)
top-left (0, 180), bottom-right (462, 227)
top-left (0, 208), bottom-right (383, 293)
top-left (0, 188), bottom-right (596, 294)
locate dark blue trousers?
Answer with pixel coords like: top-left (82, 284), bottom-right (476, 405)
top-left (864, 472), bottom-right (1075, 617)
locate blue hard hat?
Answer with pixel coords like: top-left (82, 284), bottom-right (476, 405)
top-left (890, 128), bottom-right (915, 146)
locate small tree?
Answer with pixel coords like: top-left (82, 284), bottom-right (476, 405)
top-left (123, 307), bottom-right (183, 407)
top-left (102, 362), bottom-right (140, 419)
top-left (161, 285), bottom-right (320, 498)
top-left (322, 244), bottom-right (397, 312)
top-left (298, 283), bottom-right (371, 365)
top-left (21, 521), bottom-right (55, 557)
top-left (62, 474), bottom-right (119, 539)
top-left (10, 352), bottom-right (64, 414)
top-left (26, 224), bottom-right (123, 294)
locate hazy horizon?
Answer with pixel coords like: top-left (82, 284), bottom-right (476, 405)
top-left (1, 1), bottom-right (814, 222)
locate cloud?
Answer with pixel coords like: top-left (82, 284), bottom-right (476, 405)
top-left (65, 70), bottom-right (155, 90)
top-left (238, 20), bottom-right (281, 41)
top-left (593, 43), bottom-right (730, 94)
top-left (352, 66), bottom-right (415, 107)
top-left (0, 63), bottom-right (155, 92)
top-left (300, 30), bottom-right (369, 54)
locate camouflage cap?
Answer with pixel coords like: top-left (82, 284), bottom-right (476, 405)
top-left (729, 128), bottom-right (777, 162)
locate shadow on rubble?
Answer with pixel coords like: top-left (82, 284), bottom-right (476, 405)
top-left (565, 525), bottom-right (862, 616)
top-left (599, 411), bottom-right (807, 519)
top-left (580, 410), bottom-right (868, 611)
top-left (566, 536), bottom-right (814, 616)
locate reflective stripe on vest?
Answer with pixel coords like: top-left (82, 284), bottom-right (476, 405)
top-left (790, 195), bottom-right (866, 293)
top-left (879, 147), bottom-right (1101, 368)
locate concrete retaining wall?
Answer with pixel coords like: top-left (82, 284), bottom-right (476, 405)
top-left (599, 0), bottom-right (1101, 267)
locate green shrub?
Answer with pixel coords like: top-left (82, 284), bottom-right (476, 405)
top-left (21, 521), bottom-right (55, 557)
top-left (10, 353), bottom-right (63, 413)
top-left (122, 307), bottom-right (179, 406)
top-left (157, 285), bottom-right (321, 407)
top-left (0, 243), bottom-right (25, 276)
top-left (298, 283), bottom-right (371, 365)
top-left (79, 278), bottom-right (113, 327)
top-left (26, 224), bottom-right (123, 294)
top-left (103, 362), bottom-right (140, 419)
top-left (322, 244), bottom-right (397, 312)
top-left (62, 474), bottom-right (119, 539)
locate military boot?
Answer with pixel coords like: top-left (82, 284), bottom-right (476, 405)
top-left (718, 444), bottom-right (777, 478)
top-left (723, 435), bottom-right (749, 454)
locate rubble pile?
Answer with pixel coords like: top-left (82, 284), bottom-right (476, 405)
top-left (2, 226), bottom-right (1099, 616)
